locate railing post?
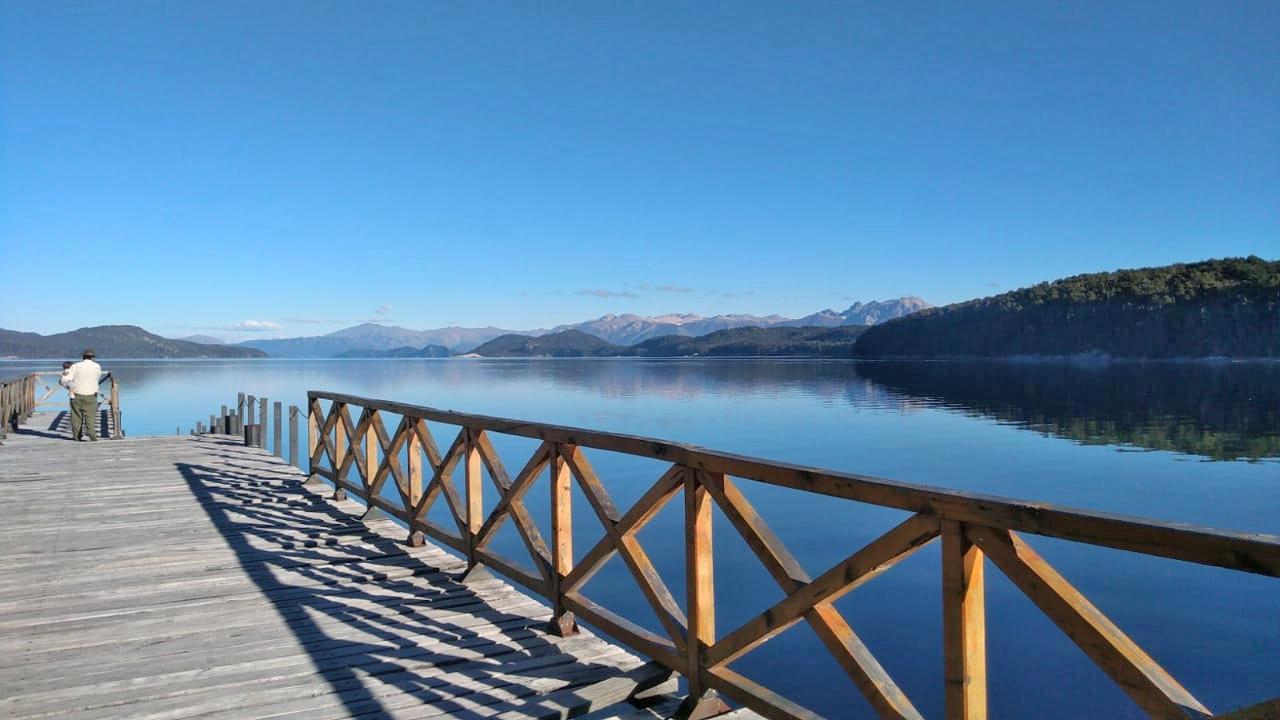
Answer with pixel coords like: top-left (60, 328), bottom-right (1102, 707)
top-left (363, 411), bottom-right (378, 490)
top-left (289, 405), bottom-right (299, 468)
top-left (273, 402), bottom-right (282, 458)
top-left (677, 469), bottom-right (729, 720)
top-left (459, 428), bottom-right (487, 576)
top-left (0, 383), bottom-right (9, 441)
top-left (546, 443), bottom-right (578, 636)
top-left (110, 379), bottom-right (121, 438)
top-left (246, 395), bottom-right (255, 425)
top-left (943, 520), bottom-right (987, 720)
top-left (307, 403), bottom-right (318, 474)
top-left (406, 424), bottom-right (425, 547)
top-left (332, 403), bottom-right (347, 501)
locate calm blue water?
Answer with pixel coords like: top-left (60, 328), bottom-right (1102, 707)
top-left (4, 358), bottom-right (1277, 718)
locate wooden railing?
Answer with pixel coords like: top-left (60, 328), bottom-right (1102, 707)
top-left (305, 390), bottom-right (1280, 720)
top-left (26, 370), bottom-right (124, 439)
top-left (0, 373), bottom-right (38, 442)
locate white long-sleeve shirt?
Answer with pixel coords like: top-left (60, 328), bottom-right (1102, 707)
top-left (61, 359), bottom-right (102, 396)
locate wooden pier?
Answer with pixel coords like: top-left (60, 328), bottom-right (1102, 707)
top-left (1, 370), bottom-right (1278, 719)
top-left (0, 412), bottom-right (721, 720)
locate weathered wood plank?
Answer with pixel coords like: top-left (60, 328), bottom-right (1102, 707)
top-left (0, 416), bottom-right (680, 720)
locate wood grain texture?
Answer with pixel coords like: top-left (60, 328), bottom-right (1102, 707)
top-left (0, 413), bottom-right (692, 720)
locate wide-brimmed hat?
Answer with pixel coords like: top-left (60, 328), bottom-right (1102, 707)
top-left (82, 348), bottom-right (96, 358)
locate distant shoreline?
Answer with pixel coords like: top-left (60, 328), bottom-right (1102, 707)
top-left (3, 355), bottom-right (1277, 363)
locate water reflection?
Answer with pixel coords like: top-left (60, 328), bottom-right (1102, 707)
top-left (4, 358), bottom-right (1278, 461)
top-left (855, 360), bottom-right (1280, 461)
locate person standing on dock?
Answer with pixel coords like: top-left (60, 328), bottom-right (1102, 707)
top-left (61, 349), bottom-right (101, 441)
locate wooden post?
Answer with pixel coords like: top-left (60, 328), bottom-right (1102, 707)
top-left (464, 429), bottom-right (483, 566)
top-left (943, 520), bottom-right (987, 720)
top-left (332, 405), bottom-right (347, 500)
top-left (237, 393), bottom-right (245, 420)
top-left (307, 404), bottom-right (318, 474)
top-left (247, 395), bottom-right (255, 426)
top-left (259, 397), bottom-right (268, 448)
top-left (677, 469), bottom-right (730, 720)
top-left (273, 402), bottom-right (282, 458)
top-left (109, 380), bottom-right (120, 438)
top-left (406, 425), bottom-right (424, 546)
top-left (363, 411), bottom-right (378, 492)
top-left (24, 376), bottom-right (34, 418)
top-left (547, 443), bottom-right (577, 635)
top-left (289, 405), bottom-right (299, 468)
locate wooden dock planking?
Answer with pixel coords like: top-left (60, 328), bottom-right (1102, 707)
top-left (0, 413), bottom-right (738, 720)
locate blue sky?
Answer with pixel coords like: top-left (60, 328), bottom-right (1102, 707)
top-left (2, 2), bottom-right (1276, 340)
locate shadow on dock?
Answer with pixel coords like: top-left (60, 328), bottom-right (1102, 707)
top-left (174, 445), bottom-right (628, 718)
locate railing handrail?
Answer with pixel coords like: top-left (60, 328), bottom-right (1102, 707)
top-left (0, 370), bottom-right (123, 439)
top-left (302, 388), bottom-right (1277, 719)
top-left (311, 390), bottom-right (1280, 576)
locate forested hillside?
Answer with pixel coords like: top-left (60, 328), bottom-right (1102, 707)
top-left (854, 257), bottom-right (1280, 358)
top-left (0, 326), bottom-right (267, 359)
top-left (625, 325), bottom-right (868, 357)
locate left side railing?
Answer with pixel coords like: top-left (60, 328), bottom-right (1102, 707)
top-left (12, 371), bottom-right (125, 439)
top-left (0, 373), bottom-right (38, 442)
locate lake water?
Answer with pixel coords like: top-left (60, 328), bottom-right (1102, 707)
top-left (3, 358), bottom-right (1277, 718)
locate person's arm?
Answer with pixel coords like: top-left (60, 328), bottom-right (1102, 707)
top-left (60, 369), bottom-right (73, 388)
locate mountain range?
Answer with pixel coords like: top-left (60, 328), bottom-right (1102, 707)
top-left (237, 297), bottom-right (930, 357)
top-left (0, 326), bottom-right (266, 359)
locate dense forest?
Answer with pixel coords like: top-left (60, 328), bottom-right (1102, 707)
top-left (470, 330), bottom-right (618, 357)
top-left (625, 325), bottom-right (867, 357)
top-left (333, 345), bottom-right (452, 358)
top-left (854, 257), bottom-right (1280, 358)
top-left (0, 326), bottom-right (267, 359)
top-left (469, 326), bottom-right (870, 357)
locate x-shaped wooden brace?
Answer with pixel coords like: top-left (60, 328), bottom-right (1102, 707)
top-left (556, 456), bottom-right (689, 654)
top-left (329, 405), bottom-right (374, 493)
top-left (309, 397), bottom-right (340, 470)
top-left (404, 426), bottom-right (469, 541)
top-left (702, 473), bottom-right (939, 720)
top-left (364, 414), bottom-right (415, 511)
top-left (471, 436), bottom-right (554, 584)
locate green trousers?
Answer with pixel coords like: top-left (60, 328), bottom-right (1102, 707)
top-left (71, 393), bottom-right (98, 440)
